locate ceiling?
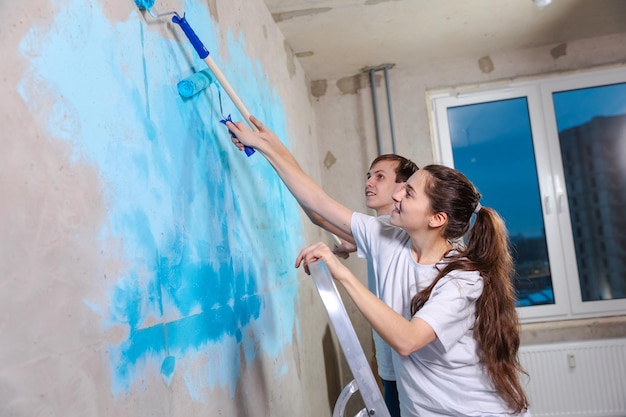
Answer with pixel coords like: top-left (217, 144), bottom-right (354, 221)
top-left (263, 0), bottom-right (626, 80)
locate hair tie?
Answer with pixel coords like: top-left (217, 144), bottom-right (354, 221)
top-left (474, 203), bottom-right (482, 214)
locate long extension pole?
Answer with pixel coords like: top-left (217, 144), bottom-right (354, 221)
top-left (171, 13), bottom-right (257, 156)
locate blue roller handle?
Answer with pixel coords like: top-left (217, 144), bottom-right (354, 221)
top-left (172, 14), bottom-right (255, 157)
top-left (171, 14), bottom-right (209, 59)
top-left (220, 116), bottom-right (255, 157)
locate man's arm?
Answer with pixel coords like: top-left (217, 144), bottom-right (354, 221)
top-left (226, 116), bottom-right (354, 237)
top-left (303, 209), bottom-right (354, 243)
top-left (303, 210), bottom-right (356, 259)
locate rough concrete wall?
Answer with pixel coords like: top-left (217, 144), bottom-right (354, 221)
top-left (311, 32), bottom-right (626, 347)
top-left (0, 0), bottom-right (338, 416)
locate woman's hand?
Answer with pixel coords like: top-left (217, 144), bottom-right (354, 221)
top-left (225, 115), bottom-right (278, 152)
top-left (296, 242), bottom-right (351, 282)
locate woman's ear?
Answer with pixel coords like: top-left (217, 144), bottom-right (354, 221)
top-left (429, 211), bottom-right (448, 228)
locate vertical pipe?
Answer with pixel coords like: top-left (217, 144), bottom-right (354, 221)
top-left (369, 69), bottom-right (383, 156)
top-left (383, 66), bottom-right (397, 154)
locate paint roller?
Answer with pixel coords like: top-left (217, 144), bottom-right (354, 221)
top-left (177, 69), bottom-right (215, 99)
top-left (135, 0), bottom-right (256, 156)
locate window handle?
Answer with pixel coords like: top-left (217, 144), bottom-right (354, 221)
top-left (556, 193), bottom-right (565, 212)
top-left (554, 175), bottom-right (565, 213)
top-left (544, 195), bottom-right (552, 215)
top-left (542, 175), bottom-right (554, 215)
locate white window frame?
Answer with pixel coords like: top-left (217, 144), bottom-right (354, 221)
top-left (429, 66), bottom-right (626, 323)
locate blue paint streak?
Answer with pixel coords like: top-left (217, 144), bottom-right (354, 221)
top-left (18, 0), bottom-right (303, 398)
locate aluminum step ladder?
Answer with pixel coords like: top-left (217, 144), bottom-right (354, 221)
top-left (309, 260), bottom-right (391, 417)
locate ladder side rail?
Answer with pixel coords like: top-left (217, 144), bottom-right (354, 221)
top-left (309, 261), bottom-right (391, 417)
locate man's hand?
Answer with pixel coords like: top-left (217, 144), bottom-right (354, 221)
top-left (333, 239), bottom-right (357, 259)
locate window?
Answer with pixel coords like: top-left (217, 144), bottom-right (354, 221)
top-left (430, 67), bottom-right (626, 322)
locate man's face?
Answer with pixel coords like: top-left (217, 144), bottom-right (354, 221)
top-left (365, 160), bottom-right (405, 215)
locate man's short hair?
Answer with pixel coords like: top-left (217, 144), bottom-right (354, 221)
top-left (370, 154), bottom-right (419, 183)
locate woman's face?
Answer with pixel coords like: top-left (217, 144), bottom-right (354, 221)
top-left (390, 169), bottom-right (434, 234)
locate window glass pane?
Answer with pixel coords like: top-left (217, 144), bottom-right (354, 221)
top-left (447, 98), bottom-right (554, 307)
top-left (553, 83), bottom-right (626, 302)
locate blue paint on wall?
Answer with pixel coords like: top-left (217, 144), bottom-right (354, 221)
top-left (161, 355), bottom-right (176, 378)
top-left (18, 0), bottom-right (303, 398)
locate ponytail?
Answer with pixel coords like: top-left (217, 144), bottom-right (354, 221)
top-left (469, 207), bottom-right (528, 414)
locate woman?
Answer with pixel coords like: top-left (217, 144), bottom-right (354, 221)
top-left (297, 165), bottom-right (530, 417)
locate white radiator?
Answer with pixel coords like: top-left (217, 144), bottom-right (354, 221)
top-left (518, 338), bottom-right (626, 417)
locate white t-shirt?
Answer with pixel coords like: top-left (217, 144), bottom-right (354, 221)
top-left (351, 212), bottom-right (431, 381)
top-left (352, 212), bottom-right (528, 416)
top-left (398, 268), bottom-right (526, 416)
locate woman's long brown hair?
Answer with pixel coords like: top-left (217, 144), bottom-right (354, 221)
top-left (410, 165), bottom-right (529, 413)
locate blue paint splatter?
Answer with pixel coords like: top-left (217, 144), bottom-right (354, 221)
top-left (161, 356), bottom-right (176, 379)
top-left (18, 0), bottom-right (302, 398)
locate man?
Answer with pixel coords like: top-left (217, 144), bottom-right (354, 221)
top-left (227, 117), bottom-right (418, 417)
top-left (305, 154), bottom-right (416, 416)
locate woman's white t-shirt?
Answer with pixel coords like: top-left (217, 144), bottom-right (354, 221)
top-left (351, 212), bottom-right (427, 381)
top-left (351, 212), bottom-right (526, 416)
